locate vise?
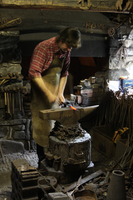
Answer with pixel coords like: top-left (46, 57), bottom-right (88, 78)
top-left (39, 105), bottom-right (98, 183)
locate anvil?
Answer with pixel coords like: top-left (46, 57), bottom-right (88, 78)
top-left (39, 105), bottom-right (99, 126)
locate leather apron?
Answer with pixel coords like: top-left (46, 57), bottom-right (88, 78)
top-left (31, 55), bottom-right (64, 147)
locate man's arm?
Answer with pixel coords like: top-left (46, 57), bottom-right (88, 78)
top-left (32, 77), bottom-right (57, 104)
top-left (58, 76), bottom-right (68, 103)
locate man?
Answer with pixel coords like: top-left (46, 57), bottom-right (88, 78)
top-left (28, 27), bottom-right (81, 166)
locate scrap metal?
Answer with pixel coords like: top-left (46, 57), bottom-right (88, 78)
top-left (11, 159), bottom-right (39, 200)
top-left (61, 169), bottom-right (104, 193)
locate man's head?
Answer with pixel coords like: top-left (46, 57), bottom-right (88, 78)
top-left (56, 27), bottom-right (81, 52)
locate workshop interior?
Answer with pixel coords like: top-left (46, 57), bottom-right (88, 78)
top-left (0, 0), bottom-right (133, 199)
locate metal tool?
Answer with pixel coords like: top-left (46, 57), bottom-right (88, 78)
top-left (61, 100), bottom-right (77, 110)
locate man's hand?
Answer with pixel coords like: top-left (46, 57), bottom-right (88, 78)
top-left (124, 0), bottom-right (133, 11)
top-left (116, 0), bottom-right (133, 10)
top-left (58, 94), bottom-right (65, 104)
top-left (116, 0), bottom-right (123, 10)
top-left (47, 93), bottom-right (65, 107)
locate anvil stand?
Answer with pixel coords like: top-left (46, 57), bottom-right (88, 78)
top-left (39, 105), bottom-right (98, 184)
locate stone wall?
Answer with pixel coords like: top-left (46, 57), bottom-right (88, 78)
top-left (109, 28), bottom-right (133, 81)
top-left (0, 31), bottom-right (33, 152)
top-left (0, 119), bottom-right (32, 152)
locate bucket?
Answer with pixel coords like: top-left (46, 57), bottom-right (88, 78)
top-left (107, 170), bottom-right (126, 200)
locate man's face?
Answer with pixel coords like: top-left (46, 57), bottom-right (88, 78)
top-left (59, 42), bottom-right (72, 52)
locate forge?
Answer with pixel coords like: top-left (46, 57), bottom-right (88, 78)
top-left (39, 105), bottom-right (98, 183)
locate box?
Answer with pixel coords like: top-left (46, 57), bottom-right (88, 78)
top-left (90, 126), bottom-right (116, 158)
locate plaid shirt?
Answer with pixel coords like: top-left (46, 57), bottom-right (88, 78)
top-left (28, 37), bottom-right (70, 79)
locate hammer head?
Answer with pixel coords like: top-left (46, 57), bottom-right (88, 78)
top-left (39, 105), bottom-right (99, 126)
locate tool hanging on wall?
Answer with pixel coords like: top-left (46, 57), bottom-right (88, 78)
top-left (0, 73), bottom-right (30, 119)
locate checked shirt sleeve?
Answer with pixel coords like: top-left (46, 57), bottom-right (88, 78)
top-left (28, 45), bottom-right (48, 79)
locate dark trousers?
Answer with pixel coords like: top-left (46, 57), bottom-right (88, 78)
top-left (36, 144), bottom-right (45, 165)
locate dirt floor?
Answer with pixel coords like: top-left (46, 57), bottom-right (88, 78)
top-left (0, 147), bottom-right (133, 200)
top-left (0, 146), bottom-right (107, 199)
